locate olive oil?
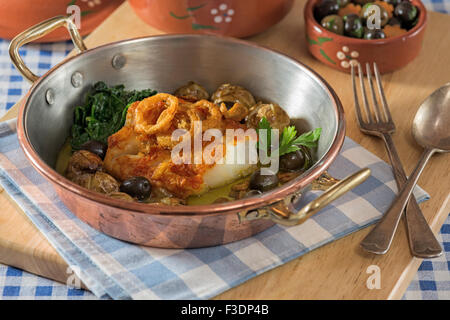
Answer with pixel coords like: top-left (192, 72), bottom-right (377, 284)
top-left (55, 139), bottom-right (72, 175)
top-left (187, 177), bottom-right (248, 205)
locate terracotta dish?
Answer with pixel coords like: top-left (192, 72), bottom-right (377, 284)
top-left (0, 0), bottom-right (123, 42)
top-left (7, 16), bottom-right (374, 249)
top-left (304, 0), bottom-right (427, 74)
top-left (128, 0), bottom-right (294, 38)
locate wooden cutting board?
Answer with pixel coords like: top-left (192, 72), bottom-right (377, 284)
top-left (1, 0), bottom-right (449, 299)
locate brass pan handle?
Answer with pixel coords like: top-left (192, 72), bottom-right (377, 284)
top-left (9, 15), bottom-right (87, 83)
top-left (239, 168), bottom-right (371, 226)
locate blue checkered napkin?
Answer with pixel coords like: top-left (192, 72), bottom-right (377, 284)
top-left (422, 0), bottom-right (450, 14)
top-left (403, 216), bottom-right (450, 300)
top-left (0, 39), bottom-right (72, 119)
top-left (0, 119), bottom-right (430, 300)
top-left (0, 263), bottom-right (97, 300)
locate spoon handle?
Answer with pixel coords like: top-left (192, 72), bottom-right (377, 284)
top-left (382, 134), bottom-right (442, 258)
top-left (360, 147), bottom-right (435, 254)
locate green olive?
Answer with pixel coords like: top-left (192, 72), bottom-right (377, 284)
top-left (343, 14), bottom-right (364, 38)
top-left (249, 170), bottom-right (279, 192)
top-left (360, 3), bottom-right (389, 27)
top-left (321, 15), bottom-right (344, 35)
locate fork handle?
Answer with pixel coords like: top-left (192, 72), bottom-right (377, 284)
top-left (361, 137), bottom-right (442, 257)
top-left (382, 134), bottom-right (442, 258)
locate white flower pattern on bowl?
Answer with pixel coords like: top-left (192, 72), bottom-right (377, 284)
top-left (336, 46), bottom-right (359, 68)
top-left (81, 0), bottom-right (102, 8)
top-left (211, 3), bottom-right (234, 23)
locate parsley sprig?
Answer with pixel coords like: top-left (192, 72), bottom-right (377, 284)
top-left (257, 117), bottom-right (322, 156)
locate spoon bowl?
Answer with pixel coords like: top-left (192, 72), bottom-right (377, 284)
top-left (413, 83), bottom-right (450, 152)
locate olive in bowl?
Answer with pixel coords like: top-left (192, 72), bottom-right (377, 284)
top-left (314, 0), bottom-right (340, 21)
top-left (395, 1), bottom-right (418, 27)
top-left (343, 14), bottom-right (364, 38)
top-left (321, 15), bottom-right (344, 35)
top-left (360, 3), bottom-right (389, 27)
top-left (304, 0), bottom-right (427, 73)
top-left (364, 28), bottom-right (386, 39)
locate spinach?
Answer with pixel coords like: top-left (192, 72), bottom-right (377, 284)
top-left (70, 81), bottom-right (157, 149)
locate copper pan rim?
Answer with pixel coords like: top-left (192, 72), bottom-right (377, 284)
top-left (16, 34), bottom-right (346, 217)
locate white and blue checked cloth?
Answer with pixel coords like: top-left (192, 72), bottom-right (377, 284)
top-left (0, 118), bottom-right (431, 299)
top-left (0, 0), bottom-right (449, 300)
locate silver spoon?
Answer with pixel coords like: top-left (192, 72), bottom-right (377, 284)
top-left (361, 83), bottom-right (450, 254)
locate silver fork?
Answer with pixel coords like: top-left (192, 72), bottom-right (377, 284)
top-left (351, 62), bottom-right (442, 258)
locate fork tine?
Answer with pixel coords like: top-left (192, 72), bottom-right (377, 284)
top-left (374, 62), bottom-right (393, 123)
top-left (366, 63), bottom-right (383, 123)
top-left (358, 62), bottom-right (373, 123)
top-left (351, 63), bottom-right (365, 126)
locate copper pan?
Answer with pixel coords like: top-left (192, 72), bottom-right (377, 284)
top-left (10, 16), bottom-right (370, 248)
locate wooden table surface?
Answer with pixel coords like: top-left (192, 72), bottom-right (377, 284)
top-left (0, 0), bottom-right (449, 299)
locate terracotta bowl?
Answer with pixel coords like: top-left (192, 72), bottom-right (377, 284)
top-left (128, 0), bottom-right (294, 38)
top-left (0, 0), bottom-right (123, 42)
top-left (304, 0), bottom-right (427, 73)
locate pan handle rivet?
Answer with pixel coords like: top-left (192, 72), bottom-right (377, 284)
top-left (112, 54), bottom-right (126, 69)
top-left (71, 72), bottom-right (83, 88)
top-left (45, 89), bottom-right (55, 105)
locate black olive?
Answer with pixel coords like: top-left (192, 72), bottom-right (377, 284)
top-left (314, 0), bottom-right (340, 22)
top-left (120, 176), bottom-right (152, 201)
top-left (321, 15), bottom-right (344, 35)
top-left (249, 170), bottom-right (279, 192)
top-left (394, 1), bottom-right (418, 24)
top-left (79, 140), bottom-right (107, 159)
top-left (343, 14), bottom-right (364, 38)
top-left (280, 150), bottom-right (306, 172)
top-left (353, 0), bottom-right (372, 5)
top-left (383, 0), bottom-right (401, 6)
top-left (387, 17), bottom-right (402, 26)
top-left (364, 28), bottom-right (386, 39)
